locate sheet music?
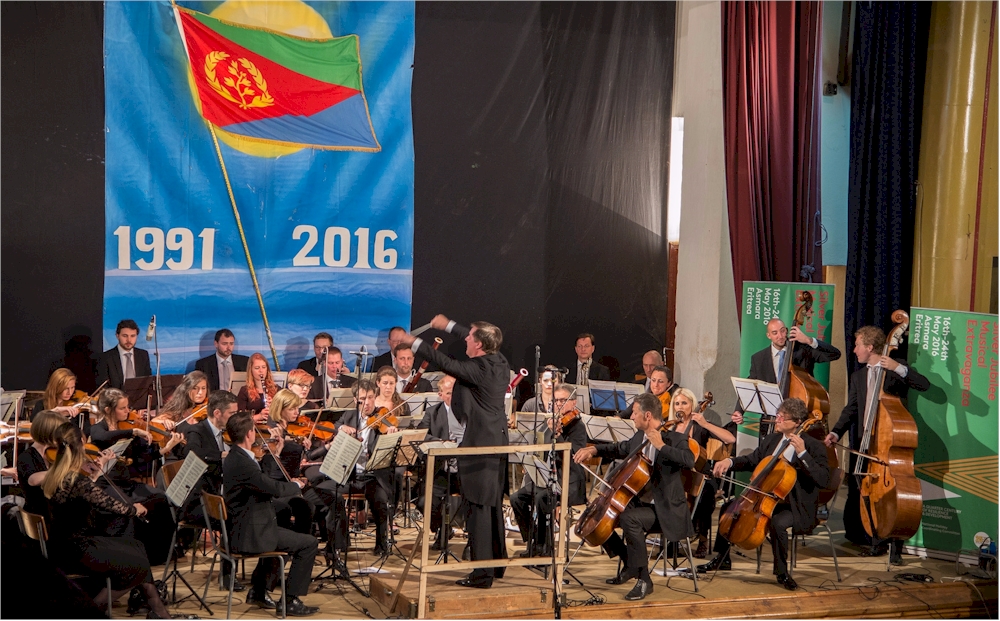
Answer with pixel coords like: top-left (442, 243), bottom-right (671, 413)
top-left (420, 371), bottom-right (445, 391)
top-left (319, 432), bottom-right (363, 486)
top-left (418, 440), bottom-right (458, 453)
top-left (606, 417), bottom-right (637, 443)
top-left (401, 392), bottom-right (440, 417)
top-left (325, 388), bottom-right (355, 409)
top-left (730, 377), bottom-right (782, 416)
top-left (0, 390), bottom-right (25, 424)
top-left (522, 455), bottom-right (561, 495)
top-left (394, 429), bottom-right (428, 465)
top-left (507, 430), bottom-right (535, 446)
top-left (515, 413), bottom-right (551, 432)
top-left (104, 438), bottom-right (133, 474)
top-left (365, 431), bottom-right (406, 471)
top-left (165, 452), bottom-right (208, 508)
top-left (581, 414), bottom-right (613, 442)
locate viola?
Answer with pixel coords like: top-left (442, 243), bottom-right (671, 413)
top-left (856, 310), bottom-right (922, 541)
top-left (717, 418), bottom-right (819, 550)
top-left (558, 408), bottom-right (581, 428)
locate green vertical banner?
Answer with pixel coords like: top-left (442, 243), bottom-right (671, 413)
top-left (734, 282), bottom-right (836, 446)
top-left (908, 308), bottom-right (998, 553)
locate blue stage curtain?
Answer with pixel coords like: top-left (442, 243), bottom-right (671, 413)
top-left (845, 1), bottom-right (931, 373)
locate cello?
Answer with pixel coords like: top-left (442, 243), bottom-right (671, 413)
top-left (717, 417), bottom-right (820, 550)
top-left (855, 310), bottom-right (922, 541)
top-left (778, 292), bottom-right (842, 505)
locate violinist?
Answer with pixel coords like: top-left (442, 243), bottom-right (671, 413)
top-left (153, 370), bottom-right (208, 429)
top-left (415, 375), bottom-right (463, 550)
top-left (194, 328), bottom-right (249, 392)
top-left (42, 422), bottom-right (174, 619)
top-left (394, 344), bottom-right (431, 393)
top-left (223, 412), bottom-right (319, 616)
top-left (286, 369), bottom-right (319, 411)
top-left (296, 332), bottom-right (334, 378)
top-left (733, 318), bottom-right (841, 431)
top-left (708, 398), bottom-right (830, 591)
top-left (572, 393), bottom-right (694, 601)
top-left (511, 384), bottom-right (588, 558)
top-left (95, 319), bottom-right (152, 390)
top-left (824, 326), bottom-right (928, 562)
top-left (237, 353), bottom-right (279, 424)
top-left (667, 388), bottom-right (735, 558)
top-left (305, 347), bottom-right (356, 406)
top-left (17, 411), bottom-right (86, 516)
top-left (262, 389), bottom-right (315, 534)
top-left (648, 365), bottom-right (677, 418)
top-left (33, 368), bottom-right (93, 435)
top-left (373, 366), bottom-right (410, 418)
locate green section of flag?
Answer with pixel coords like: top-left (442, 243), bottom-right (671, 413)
top-left (188, 10), bottom-right (362, 90)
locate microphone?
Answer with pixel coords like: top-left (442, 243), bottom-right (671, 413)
top-left (349, 345), bottom-right (370, 356)
top-left (146, 315), bottom-right (156, 341)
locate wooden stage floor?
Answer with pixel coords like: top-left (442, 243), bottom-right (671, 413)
top-left (153, 501), bottom-right (996, 620)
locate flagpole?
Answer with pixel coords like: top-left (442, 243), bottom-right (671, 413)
top-left (207, 123), bottom-right (281, 371)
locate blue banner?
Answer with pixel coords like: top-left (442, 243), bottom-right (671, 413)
top-left (104, 1), bottom-right (414, 373)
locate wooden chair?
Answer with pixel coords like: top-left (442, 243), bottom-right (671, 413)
top-left (17, 509), bottom-right (113, 617)
top-left (199, 492), bottom-right (288, 619)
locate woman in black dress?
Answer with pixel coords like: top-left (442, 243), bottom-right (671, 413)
top-left (237, 353), bottom-right (278, 424)
top-left (16, 411), bottom-right (84, 517)
top-left (43, 422), bottom-right (174, 618)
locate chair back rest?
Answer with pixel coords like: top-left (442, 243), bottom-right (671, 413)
top-left (17, 509), bottom-right (50, 558)
top-left (202, 492), bottom-right (227, 522)
top-left (161, 460), bottom-right (183, 489)
top-left (200, 492), bottom-right (233, 556)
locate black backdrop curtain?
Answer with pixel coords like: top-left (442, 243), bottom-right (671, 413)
top-left (2, 2), bottom-right (675, 389)
top-left (721, 0), bottom-right (824, 320)
top-left (845, 1), bottom-right (931, 373)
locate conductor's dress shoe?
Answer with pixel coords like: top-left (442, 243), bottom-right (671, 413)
top-left (456, 573), bottom-right (493, 589)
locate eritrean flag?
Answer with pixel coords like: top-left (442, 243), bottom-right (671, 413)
top-left (175, 7), bottom-right (380, 151)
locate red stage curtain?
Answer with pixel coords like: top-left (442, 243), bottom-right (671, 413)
top-left (722, 1), bottom-right (823, 320)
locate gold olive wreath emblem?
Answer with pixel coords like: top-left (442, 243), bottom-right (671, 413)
top-left (204, 51), bottom-right (274, 110)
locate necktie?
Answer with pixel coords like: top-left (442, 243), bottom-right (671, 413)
top-left (220, 359), bottom-right (231, 392)
top-left (124, 352), bottom-right (135, 380)
top-left (217, 431), bottom-right (224, 451)
top-left (580, 361), bottom-right (590, 387)
top-left (776, 349), bottom-right (786, 377)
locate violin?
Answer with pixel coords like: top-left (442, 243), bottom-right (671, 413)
top-left (284, 415), bottom-right (335, 443)
top-left (45, 442), bottom-right (132, 467)
top-left (855, 310), bottom-right (922, 541)
top-left (178, 402), bottom-right (209, 426)
top-left (118, 417), bottom-right (185, 451)
top-left (558, 408), bottom-right (581, 428)
top-left (365, 405), bottom-right (400, 435)
top-left (717, 418), bottom-right (819, 550)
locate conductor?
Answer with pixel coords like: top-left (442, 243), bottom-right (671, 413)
top-left (400, 315), bottom-right (510, 589)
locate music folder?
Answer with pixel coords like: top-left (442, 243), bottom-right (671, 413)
top-left (587, 380), bottom-right (641, 412)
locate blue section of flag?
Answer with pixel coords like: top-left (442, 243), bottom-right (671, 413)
top-left (104, 1), bottom-right (415, 374)
top-left (222, 93), bottom-right (377, 149)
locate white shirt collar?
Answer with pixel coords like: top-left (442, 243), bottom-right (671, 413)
top-left (216, 352), bottom-right (231, 364)
top-left (117, 344), bottom-right (132, 357)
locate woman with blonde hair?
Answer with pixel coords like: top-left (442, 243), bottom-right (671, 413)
top-left (237, 353), bottom-right (278, 424)
top-left (16, 410), bottom-right (80, 516)
top-left (34, 368), bottom-right (92, 434)
top-left (43, 422), bottom-right (174, 619)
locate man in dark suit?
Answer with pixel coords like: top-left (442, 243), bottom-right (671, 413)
top-left (194, 329), bottom-right (249, 392)
top-left (223, 412), bottom-right (318, 616)
top-left (96, 319), bottom-right (152, 389)
top-left (573, 392), bottom-right (695, 601)
top-left (825, 325), bottom-right (929, 561)
top-left (636, 350), bottom-right (664, 390)
top-left (566, 333), bottom-right (611, 386)
top-left (296, 332), bottom-right (334, 378)
top-left (306, 347), bottom-right (356, 406)
top-left (371, 326), bottom-right (406, 372)
top-left (732, 318), bottom-right (842, 428)
top-left (709, 397), bottom-right (830, 591)
top-left (401, 314), bottom-right (510, 589)
top-left (415, 375), bottom-right (463, 549)
top-left (511, 383), bottom-right (589, 557)
top-left (394, 344), bottom-right (432, 393)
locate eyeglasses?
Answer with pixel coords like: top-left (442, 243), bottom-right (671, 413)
top-left (554, 398), bottom-right (571, 404)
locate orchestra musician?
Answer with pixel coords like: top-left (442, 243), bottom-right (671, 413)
top-left (566, 333), bottom-right (610, 386)
top-left (732, 318), bottom-right (841, 428)
top-left (222, 412), bottom-right (319, 616)
top-left (825, 325), bottom-right (929, 563)
top-left (393, 344), bottom-right (432, 393)
top-left (42, 422), bottom-right (174, 619)
top-left (285, 368), bottom-right (320, 411)
top-left (414, 375), bottom-right (464, 550)
top-left (305, 347), bottom-right (356, 407)
top-left (373, 366), bottom-right (411, 418)
top-left (400, 315), bottom-right (510, 589)
top-left (573, 392), bottom-right (695, 601)
top-left (263, 389), bottom-right (315, 534)
top-left (371, 327), bottom-right (405, 372)
top-left (647, 365), bottom-right (677, 417)
top-left (33, 368), bottom-right (93, 435)
top-left (195, 328), bottom-right (249, 392)
top-left (521, 367), bottom-right (560, 414)
top-left (637, 350), bottom-right (664, 390)
top-left (511, 383), bottom-right (588, 557)
top-left (237, 353), bottom-right (279, 424)
top-left (96, 319), bottom-right (152, 390)
top-left (296, 332), bottom-right (334, 378)
top-left (17, 410), bottom-right (88, 517)
top-left (706, 398), bottom-right (830, 591)
top-left (153, 370), bottom-right (209, 430)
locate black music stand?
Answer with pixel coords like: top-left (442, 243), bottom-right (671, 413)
top-left (123, 374), bottom-right (185, 410)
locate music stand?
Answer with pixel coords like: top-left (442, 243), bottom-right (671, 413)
top-left (730, 377), bottom-right (782, 438)
top-left (1, 390), bottom-right (25, 424)
top-left (588, 380), bottom-right (641, 414)
top-left (229, 371), bottom-right (246, 394)
top-left (365, 433), bottom-right (410, 561)
top-left (324, 388), bottom-right (355, 410)
top-left (314, 433), bottom-right (367, 595)
top-left (581, 414), bottom-right (636, 444)
top-left (402, 393), bottom-right (441, 418)
top-left (123, 374), bottom-right (184, 410)
top-left (161, 452), bottom-right (212, 613)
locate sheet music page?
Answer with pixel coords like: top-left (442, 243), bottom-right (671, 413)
top-left (606, 417), bottom-right (637, 442)
top-left (418, 440), bottom-right (458, 453)
top-left (401, 393), bottom-right (440, 417)
top-left (104, 438), bottom-right (134, 474)
top-left (320, 432), bottom-right (363, 485)
top-left (580, 414), bottom-right (613, 442)
top-left (531, 456), bottom-right (561, 495)
top-left (365, 431), bottom-right (404, 470)
top-left (326, 388), bottom-right (355, 409)
top-left (395, 429), bottom-right (428, 465)
top-left (165, 452), bottom-right (208, 508)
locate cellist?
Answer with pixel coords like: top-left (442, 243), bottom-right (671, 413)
top-left (824, 325), bottom-right (928, 563)
top-left (572, 392), bottom-right (694, 601)
top-left (707, 398), bottom-right (830, 591)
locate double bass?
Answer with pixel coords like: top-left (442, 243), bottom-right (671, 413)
top-left (777, 292), bottom-right (842, 505)
top-left (856, 310), bottom-right (922, 541)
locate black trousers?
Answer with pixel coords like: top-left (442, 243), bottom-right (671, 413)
top-left (247, 527), bottom-right (318, 597)
top-left (312, 473), bottom-right (388, 552)
top-left (466, 502), bottom-right (507, 580)
top-left (510, 486), bottom-right (555, 549)
top-left (615, 503), bottom-right (659, 578)
top-left (415, 470), bottom-right (463, 536)
top-left (713, 501), bottom-right (794, 575)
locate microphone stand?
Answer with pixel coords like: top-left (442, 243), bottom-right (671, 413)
top-left (151, 320), bottom-right (163, 410)
top-left (526, 346), bottom-right (540, 559)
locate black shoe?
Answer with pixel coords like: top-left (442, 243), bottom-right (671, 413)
top-left (861, 544), bottom-right (889, 557)
top-left (606, 568), bottom-right (636, 585)
top-left (285, 596), bottom-right (319, 617)
top-left (372, 544), bottom-right (390, 559)
top-left (777, 573), bottom-right (798, 590)
top-left (219, 574), bottom-right (246, 592)
top-left (697, 554), bottom-right (731, 573)
top-left (889, 553), bottom-right (903, 566)
top-left (430, 538), bottom-right (443, 551)
top-left (624, 577), bottom-right (652, 601)
top-left (245, 588), bottom-right (277, 610)
top-left (456, 574), bottom-right (493, 589)
top-left (127, 587), bottom-right (149, 615)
